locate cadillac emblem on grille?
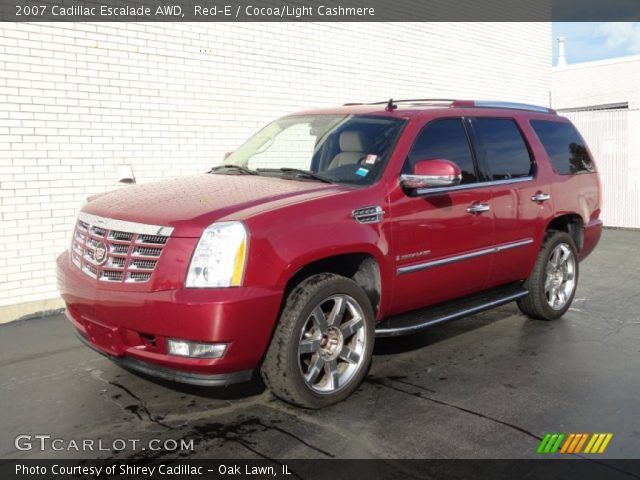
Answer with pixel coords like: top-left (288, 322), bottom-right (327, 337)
top-left (72, 212), bottom-right (172, 283)
top-left (94, 240), bottom-right (108, 265)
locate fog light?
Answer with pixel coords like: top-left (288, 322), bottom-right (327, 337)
top-left (167, 339), bottom-right (227, 359)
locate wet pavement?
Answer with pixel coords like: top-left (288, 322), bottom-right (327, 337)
top-left (1, 229), bottom-right (639, 460)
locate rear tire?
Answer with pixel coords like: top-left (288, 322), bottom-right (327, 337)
top-left (261, 273), bottom-right (375, 408)
top-left (518, 231), bottom-right (579, 320)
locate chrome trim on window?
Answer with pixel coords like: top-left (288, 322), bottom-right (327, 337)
top-left (413, 176), bottom-right (533, 196)
top-left (397, 238), bottom-right (534, 275)
top-left (77, 212), bottom-right (174, 237)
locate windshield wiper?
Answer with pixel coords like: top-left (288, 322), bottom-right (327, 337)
top-left (258, 168), bottom-right (334, 184)
top-left (209, 164), bottom-right (258, 175)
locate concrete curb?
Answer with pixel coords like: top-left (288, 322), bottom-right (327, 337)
top-left (0, 298), bottom-right (65, 325)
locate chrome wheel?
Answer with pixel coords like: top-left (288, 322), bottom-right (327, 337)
top-left (298, 294), bottom-right (367, 394)
top-left (544, 243), bottom-right (576, 310)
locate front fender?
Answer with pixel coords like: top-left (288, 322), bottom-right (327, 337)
top-left (243, 193), bottom-right (393, 319)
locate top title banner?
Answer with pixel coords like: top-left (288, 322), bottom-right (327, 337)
top-left (1, 0), bottom-right (639, 21)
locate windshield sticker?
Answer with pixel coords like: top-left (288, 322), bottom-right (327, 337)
top-left (356, 167), bottom-right (369, 177)
top-left (364, 154), bottom-right (378, 165)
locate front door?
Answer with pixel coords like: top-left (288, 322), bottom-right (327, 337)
top-left (388, 117), bottom-right (494, 315)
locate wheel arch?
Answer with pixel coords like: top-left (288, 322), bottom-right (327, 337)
top-left (545, 213), bottom-right (584, 252)
top-left (282, 251), bottom-right (385, 319)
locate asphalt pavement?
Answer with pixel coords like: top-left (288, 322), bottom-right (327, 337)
top-left (1, 229), bottom-right (639, 460)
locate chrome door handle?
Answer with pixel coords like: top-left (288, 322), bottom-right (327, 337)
top-left (466, 203), bottom-right (491, 214)
top-left (531, 193), bottom-right (551, 203)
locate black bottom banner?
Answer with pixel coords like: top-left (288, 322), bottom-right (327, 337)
top-left (2, 459), bottom-right (640, 480)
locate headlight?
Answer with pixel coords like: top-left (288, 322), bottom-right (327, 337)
top-left (185, 221), bottom-right (248, 288)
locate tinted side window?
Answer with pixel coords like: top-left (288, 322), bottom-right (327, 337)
top-left (470, 118), bottom-right (533, 180)
top-left (530, 120), bottom-right (594, 174)
top-left (405, 118), bottom-right (477, 183)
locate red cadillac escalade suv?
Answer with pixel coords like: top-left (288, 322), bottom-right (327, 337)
top-left (57, 99), bottom-right (602, 408)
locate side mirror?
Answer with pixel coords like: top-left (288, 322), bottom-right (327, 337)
top-left (400, 159), bottom-right (462, 191)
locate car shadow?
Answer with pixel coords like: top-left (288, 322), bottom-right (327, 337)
top-left (115, 304), bottom-right (522, 401)
top-left (120, 366), bottom-right (268, 400)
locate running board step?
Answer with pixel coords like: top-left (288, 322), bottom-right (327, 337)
top-left (375, 283), bottom-right (528, 337)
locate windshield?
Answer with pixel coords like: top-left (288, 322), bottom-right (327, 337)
top-left (221, 114), bottom-right (406, 185)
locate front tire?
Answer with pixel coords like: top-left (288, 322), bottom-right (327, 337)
top-left (261, 273), bottom-right (375, 408)
top-left (518, 231), bottom-right (579, 320)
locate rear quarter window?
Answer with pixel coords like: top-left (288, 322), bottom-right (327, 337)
top-left (530, 120), bottom-right (595, 175)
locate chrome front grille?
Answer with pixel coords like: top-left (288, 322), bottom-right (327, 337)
top-left (129, 259), bottom-right (156, 270)
top-left (70, 212), bottom-right (174, 284)
top-left (138, 234), bottom-right (168, 244)
top-left (133, 246), bottom-right (162, 257)
top-left (111, 230), bottom-right (134, 242)
top-left (111, 244), bottom-right (129, 255)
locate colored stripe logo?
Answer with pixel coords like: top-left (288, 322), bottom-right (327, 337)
top-left (537, 433), bottom-right (613, 454)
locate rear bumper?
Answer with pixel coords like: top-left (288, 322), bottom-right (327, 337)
top-left (57, 252), bottom-right (283, 384)
top-left (580, 218), bottom-right (603, 261)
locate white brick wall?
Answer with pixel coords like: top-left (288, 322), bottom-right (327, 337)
top-left (0, 22), bottom-right (551, 314)
top-left (552, 58), bottom-right (640, 230)
top-left (552, 55), bottom-right (640, 110)
top-left (562, 109), bottom-right (640, 229)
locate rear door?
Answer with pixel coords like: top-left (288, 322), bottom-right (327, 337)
top-left (467, 116), bottom-right (550, 287)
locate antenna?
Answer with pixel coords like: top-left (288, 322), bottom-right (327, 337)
top-left (385, 98), bottom-right (397, 112)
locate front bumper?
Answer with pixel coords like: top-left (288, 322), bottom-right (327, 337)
top-left (75, 329), bottom-right (252, 386)
top-left (56, 252), bottom-right (283, 386)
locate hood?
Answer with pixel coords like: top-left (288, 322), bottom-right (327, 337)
top-left (84, 174), bottom-right (345, 236)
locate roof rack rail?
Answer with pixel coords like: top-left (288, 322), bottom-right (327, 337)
top-left (371, 98), bottom-right (459, 105)
top-left (342, 99), bottom-right (457, 106)
top-left (343, 99), bottom-right (556, 114)
top-left (466, 101), bottom-right (556, 114)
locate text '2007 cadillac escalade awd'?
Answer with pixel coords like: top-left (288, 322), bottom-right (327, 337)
top-left (57, 99), bottom-right (602, 408)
